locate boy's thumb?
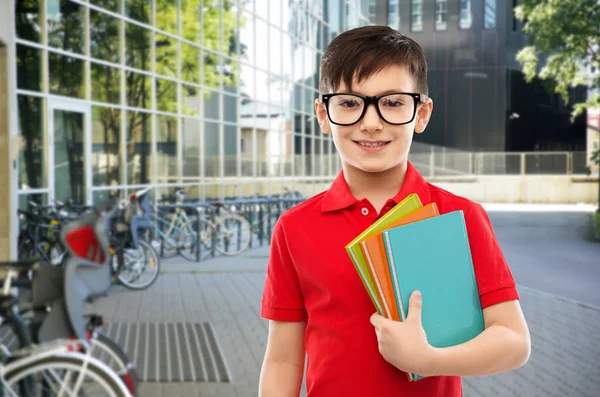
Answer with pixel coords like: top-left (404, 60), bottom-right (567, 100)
top-left (407, 290), bottom-right (423, 323)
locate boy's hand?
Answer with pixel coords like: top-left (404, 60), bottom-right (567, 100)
top-left (370, 291), bottom-right (437, 377)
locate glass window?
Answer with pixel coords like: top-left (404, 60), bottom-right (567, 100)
top-left (15, 0), bottom-right (42, 43)
top-left (181, 41), bottom-right (202, 85)
top-left (155, 35), bottom-right (176, 78)
top-left (49, 53), bottom-right (85, 99)
top-left (92, 107), bottom-right (123, 186)
top-left (17, 45), bottom-right (43, 92)
top-left (91, 63), bottom-right (121, 104)
top-left (460, 0), bottom-right (472, 29)
top-left (181, 0), bottom-right (201, 43)
top-left (47, 0), bottom-right (85, 54)
top-left (436, 0), bottom-right (447, 31)
top-left (255, 18), bottom-right (269, 71)
top-left (204, 53), bottom-right (220, 89)
top-left (126, 111), bottom-right (152, 185)
top-left (204, 122), bottom-right (220, 177)
top-left (156, 78), bottom-right (178, 113)
top-left (181, 84), bottom-right (201, 116)
top-left (203, 1), bottom-right (221, 53)
top-left (90, 9), bottom-right (120, 64)
top-left (224, 125), bottom-right (237, 177)
top-left (388, 0), bottom-right (399, 30)
top-left (18, 95), bottom-right (46, 190)
top-left (125, 0), bottom-right (150, 24)
top-left (126, 23), bottom-right (151, 71)
top-left (126, 71), bottom-right (151, 109)
top-left (182, 118), bottom-right (201, 178)
top-left (411, 0), bottom-right (423, 32)
top-left (203, 91), bottom-right (221, 121)
top-left (157, 116), bottom-right (178, 182)
top-left (484, 0), bottom-right (496, 29)
top-left (90, 0), bottom-right (120, 14)
top-left (156, 1), bottom-right (177, 34)
top-left (269, 25), bottom-right (282, 74)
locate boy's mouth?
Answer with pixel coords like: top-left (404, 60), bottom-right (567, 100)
top-left (353, 140), bottom-right (391, 148)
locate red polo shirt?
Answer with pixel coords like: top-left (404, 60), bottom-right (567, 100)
top-left (261, 161), bottom-right (519, 397)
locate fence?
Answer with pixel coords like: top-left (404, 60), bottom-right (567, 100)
top-left (408, 142), bottom-right (590, 177)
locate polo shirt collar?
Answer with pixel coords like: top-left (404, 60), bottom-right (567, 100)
top-left (321, 161), bottom-right (431, 212)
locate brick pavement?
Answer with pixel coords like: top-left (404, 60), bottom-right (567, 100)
top-left (87, 244), bottom-right (600, 397)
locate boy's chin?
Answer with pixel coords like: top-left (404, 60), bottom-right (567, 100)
top-left (350, 161), bottom-right (404, 174)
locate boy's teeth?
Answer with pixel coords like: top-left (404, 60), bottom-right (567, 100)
top-left (359, 141), bottom-right (385, 147)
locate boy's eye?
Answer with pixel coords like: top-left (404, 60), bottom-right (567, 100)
top-left (338, 100), bottom-right (360, 108)
top-left (382, 97), bottom-right (404, 107)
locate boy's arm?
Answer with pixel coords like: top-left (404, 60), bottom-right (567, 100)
top-left (371, 293), bottom-right (530, 377)
top-left (430, 299), bottom-right (531, 376)
top-left (259, 320), bottom-right (307, 397)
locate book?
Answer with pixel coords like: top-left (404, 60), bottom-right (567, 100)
top-left (360, 203), bottom-right (440, 322)
top-left (344, 194), bottom-right (422, 316)
top-left (382, 210), bottom-right (485, 381)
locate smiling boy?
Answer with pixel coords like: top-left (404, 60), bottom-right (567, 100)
top-left (258, 26), bottom-right (531, 397)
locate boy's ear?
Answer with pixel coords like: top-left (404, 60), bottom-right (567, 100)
top-left (415, 97), bottom-right (433, 134)
top-left (315, 98), bottom-right (331, 134)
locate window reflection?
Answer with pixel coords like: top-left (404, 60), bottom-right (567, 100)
top-left (15, 0), bottom-right (42, 43)
top-left (126, 23), bottom-right (151, 71)
top-left (90, 10), bottom-right (120, 64)
top-left (17, 45), bottom-right (43, 92)
top-left (157, 116), bottom-right (178, 183)
top-left (182, 118), bottom-right (201, 178)
top-left (47, 0), bottom-right (85, 54)
top-left (125, 0), bottom-right (150, 24)
top-left (126, 112), bottom-right (152, 184)
top-left (92, 63), bottom-right (120, 104)
top-left (92, 107), bottom-right (122, 186)
top-left (204, 122), bottom-right (221, 177)
top-left (126, 71), bottom-right (151, 109)
top-left (49, 53), bottom-right (85, 99)
top-left (18, 95), bottom-right (45, 190)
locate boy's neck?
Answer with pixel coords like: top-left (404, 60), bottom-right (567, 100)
top-left (343, 161), bottom-right (408, 212)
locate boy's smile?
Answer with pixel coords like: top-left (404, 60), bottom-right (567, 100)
top-left (316, 65), bottom-right (433, 176)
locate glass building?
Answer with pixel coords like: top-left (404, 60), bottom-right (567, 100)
top-left (1, 0), bottom-right (371, 211)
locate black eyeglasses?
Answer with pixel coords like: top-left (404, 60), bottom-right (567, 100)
top-left (319, 92), bottom-right (428, 126)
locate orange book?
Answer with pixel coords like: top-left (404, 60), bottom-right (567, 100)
top-left (360, 203), bottom-right (440, 321)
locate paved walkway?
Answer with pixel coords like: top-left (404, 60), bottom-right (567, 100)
top-left (88, 242), bottom-right (600, 397)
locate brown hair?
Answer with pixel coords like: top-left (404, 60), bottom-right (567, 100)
top-left (319, 26), bottom-right (428, 95)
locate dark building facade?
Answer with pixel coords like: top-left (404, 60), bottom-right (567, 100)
top-left (383, 0), bottom-right (587, 152)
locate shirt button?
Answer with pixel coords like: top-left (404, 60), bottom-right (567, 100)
top-left (361, 207), bottom-right (369, 216)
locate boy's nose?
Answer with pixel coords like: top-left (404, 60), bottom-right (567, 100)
top-left (360, 103), bottom-right (383, 130)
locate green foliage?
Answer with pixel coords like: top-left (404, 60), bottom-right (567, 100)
top-left (515, 0), bottom-right (600, 169)
top-left (515, 0), bottom-right (600, 119)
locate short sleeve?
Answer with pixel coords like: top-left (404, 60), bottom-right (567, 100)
top-left (465, 203), bottom-right (519, 309)
top-left (260, 216), bottom-right (308, 322)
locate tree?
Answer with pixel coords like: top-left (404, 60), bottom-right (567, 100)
top-left (514, 0), bottom-right (600, 211)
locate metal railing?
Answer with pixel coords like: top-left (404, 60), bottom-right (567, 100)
top-left (408, 142), bottom-right (591, 177)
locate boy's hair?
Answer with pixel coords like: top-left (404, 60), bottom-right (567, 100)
top-left (319, 26), bottom-right (428, 96)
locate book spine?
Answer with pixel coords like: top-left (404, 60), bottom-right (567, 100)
top-left (361, 241), bottom-right (392, 319)
top-left (383, 231), bottom-right (406, 322)
top-left (346, 247), bottom-right (384, 315)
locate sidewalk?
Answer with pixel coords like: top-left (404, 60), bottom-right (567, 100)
top-left (89, 245), bottom-right (600, 397)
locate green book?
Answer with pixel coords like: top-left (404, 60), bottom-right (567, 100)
top-left (344, 193), bottom-right (422, 315)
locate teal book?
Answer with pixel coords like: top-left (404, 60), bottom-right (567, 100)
top-left (382, 210), bottom-right (485, 381)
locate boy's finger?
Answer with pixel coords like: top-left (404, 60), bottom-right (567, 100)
top-left (407, 290), bottom-right (423, 323)
top-left (370, 312), bottom-right (384, 329)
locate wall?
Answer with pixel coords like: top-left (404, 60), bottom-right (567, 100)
top-left (431, 175), bottom-right (599, 204)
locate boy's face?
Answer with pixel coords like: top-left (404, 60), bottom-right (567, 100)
top-left (315, 65), bottom-right (433, 175)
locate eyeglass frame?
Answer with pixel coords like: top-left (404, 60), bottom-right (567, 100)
top-left (319, 92), bottom-right (429, 126)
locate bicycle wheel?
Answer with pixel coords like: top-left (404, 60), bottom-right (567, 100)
top-left (4, 353), bottom-right (130, 396)
top-left (89, 331), bottom-right (139, 396)
top-left (175, 219), bottom-right (216, 262)
top-left (114, 240), bottom-right (160, 290)
top-left (214, 214), bottom-right (251, 256)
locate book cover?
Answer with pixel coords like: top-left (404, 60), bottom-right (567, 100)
top-left (344, 194), bottom-right (422, 315)
top-left (382, 210), bottom-right (485, 381)
top-left (360, 203), bottom-right (440, 322)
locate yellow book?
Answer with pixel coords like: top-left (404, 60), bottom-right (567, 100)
top-left (344, 193), bottom-right (422, 315)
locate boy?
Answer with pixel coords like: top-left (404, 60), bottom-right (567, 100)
top-left (259, 26), bottom-right (531, 397)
